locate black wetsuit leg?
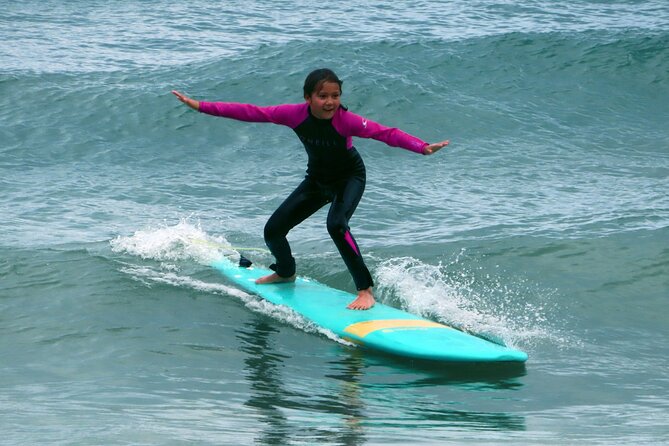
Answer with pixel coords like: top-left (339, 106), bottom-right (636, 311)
top-left (263, 178), bottom-right (328, 277)
top-left (326, 175), bottom-right (374, 290)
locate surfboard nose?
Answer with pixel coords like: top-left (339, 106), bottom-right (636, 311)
top-left (343, 318), bottom-right (528, 362)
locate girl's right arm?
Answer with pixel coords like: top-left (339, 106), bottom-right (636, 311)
top-left (171, 91), bottom-right (307, 128)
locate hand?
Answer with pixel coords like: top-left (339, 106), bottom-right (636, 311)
top-left (424, 140), bottom-right (449, 155)
top-left (171, 90), bottom-right (199, 110)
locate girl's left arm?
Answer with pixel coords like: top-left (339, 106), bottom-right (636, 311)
top-left (339, 111), bottom-right (448, 155)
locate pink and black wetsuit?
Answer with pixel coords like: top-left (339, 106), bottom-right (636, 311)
top-left (199, 101), bottom-right (428, 290)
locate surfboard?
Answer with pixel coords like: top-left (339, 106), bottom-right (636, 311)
top-left (211, 256), bottom-right (528, 363)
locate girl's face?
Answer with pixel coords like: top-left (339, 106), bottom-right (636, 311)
top-left (305, 81), bottom-right (341, 120)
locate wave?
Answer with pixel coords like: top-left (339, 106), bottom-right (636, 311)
top-left (7, 28), bottom-right (667, 160)
top-left (3, 26), bottom-right (667, 248)
top-left (4, 0), bottom-right (669, 74)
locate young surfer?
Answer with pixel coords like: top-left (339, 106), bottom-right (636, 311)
top-left (172, 68), bottom-right (448, 310)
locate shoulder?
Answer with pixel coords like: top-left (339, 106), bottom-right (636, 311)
top-left (270, 103), bottom-right (309, 127)
top-left (259, 102), bottom-right (309, 128)
top-left (333, 107), bottom-right (369, 135)
top-left (272, 102), bottom-right (308, 112)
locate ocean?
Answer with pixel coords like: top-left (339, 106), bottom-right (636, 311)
top-left (1, 0), bottom-right (668, 444)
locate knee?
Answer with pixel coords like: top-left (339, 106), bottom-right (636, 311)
top-left (326, 218), bottom-right (347, 238)
top-left (264, 217), bottom-right (287, 241)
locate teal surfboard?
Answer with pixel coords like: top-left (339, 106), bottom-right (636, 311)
top-left (211, 256), bottom-right (528, 363)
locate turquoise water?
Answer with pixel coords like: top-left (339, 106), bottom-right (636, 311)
top-left (2, 1), bottom-right (669, 444)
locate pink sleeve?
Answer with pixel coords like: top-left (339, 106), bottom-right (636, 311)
top-left (333, 109), bottom-right (428, 154)
top-left (198, 102), bottom-right (308, 129)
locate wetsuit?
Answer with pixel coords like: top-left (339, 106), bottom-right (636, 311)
top-left (198, 101), bottom-right (428, 290)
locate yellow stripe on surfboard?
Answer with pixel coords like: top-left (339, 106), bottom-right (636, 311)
top-left (343, 319), bottom-right (452, 339)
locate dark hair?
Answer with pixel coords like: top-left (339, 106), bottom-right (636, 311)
top-left (303, 68), bottom-right (343, 98)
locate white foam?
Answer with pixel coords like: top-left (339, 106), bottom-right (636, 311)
top-left (110, 218), bottom-right (232, 265)
top-left (374, 255), bottom-right (563, 350)
top-left (111, 220), bottom-right (353, 347)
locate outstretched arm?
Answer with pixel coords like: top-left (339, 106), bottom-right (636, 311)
top-left (336, 110), bottom-right (450, 155)
top-left (423, 140), bottom-right (450, 155)
top-left (172, 90), bottom-right (200, 111)
top-left (171, 90), bottom-right (307, 127)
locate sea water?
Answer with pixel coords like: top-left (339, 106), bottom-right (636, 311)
top-left (1, 1), bottom-right (668, 444)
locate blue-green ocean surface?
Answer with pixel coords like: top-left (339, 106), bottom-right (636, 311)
top-left (2, 1), bottom-right (668, 444)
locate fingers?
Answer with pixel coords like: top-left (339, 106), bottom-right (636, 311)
top-left (172, 90), bottom-right (198, 110)
top-left (425, 140), bottom-right (450, 155)
top-left (171, 90), bottom-right (186, 102)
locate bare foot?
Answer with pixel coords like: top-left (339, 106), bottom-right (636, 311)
top-left (347, 287), bottom-right (375, 310)
top-left (255, 272), bottom-right (296, 285)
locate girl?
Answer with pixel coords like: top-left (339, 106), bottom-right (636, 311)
top-left (172, 68), bottom-right (448, 310)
